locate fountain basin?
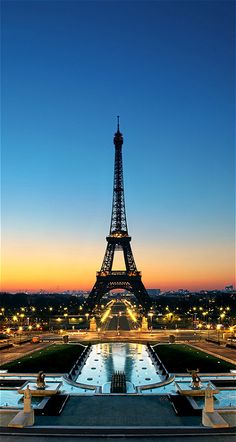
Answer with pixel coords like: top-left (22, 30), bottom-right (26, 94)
top-left (175, 380), bottom-right (219, 396)
top-left (18, 381), bottom-right (62, 396)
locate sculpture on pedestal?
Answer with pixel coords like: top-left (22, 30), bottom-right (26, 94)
top-left (187, 368), bottom-right (201, 389)
top-left (36, 371), bottom-right (46, 389)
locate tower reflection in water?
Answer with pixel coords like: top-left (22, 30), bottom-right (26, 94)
top-left (76, 343), bottom-right (159, 388)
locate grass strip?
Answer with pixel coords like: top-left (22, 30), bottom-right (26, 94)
top-left (153, 344), bottom-right (236, 373)
top-left (0, 344), bottom-right (85, 373)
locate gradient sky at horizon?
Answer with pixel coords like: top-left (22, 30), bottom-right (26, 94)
top-left (2, 0), bottom-right (235, 292)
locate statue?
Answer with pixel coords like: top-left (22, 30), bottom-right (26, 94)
top-left (187, 368), bottom-right (201, 389)
top-left (36, 371), bottom-right (46, 389)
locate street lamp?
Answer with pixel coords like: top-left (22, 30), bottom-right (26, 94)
top-left (216, 324), bottom-right (221, 343)
top-left (206, 323), bottom-right (211, 339)
top-left (148, 312), bottom-right (154, 331)
top-left (18, 326), bottom-right (23, 343)
top-left (220, 313), bottom-right (225, 321)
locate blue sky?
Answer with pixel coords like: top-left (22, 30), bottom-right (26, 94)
top-left (1, 0), bottom-right (235, 291)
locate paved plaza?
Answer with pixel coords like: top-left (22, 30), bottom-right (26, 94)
top-left (35, 395), bottom-right (200, 427)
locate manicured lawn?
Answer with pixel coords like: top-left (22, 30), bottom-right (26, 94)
top-left (153, 344), bottom-right (236, 373)
top-left (0, 344), bottom-right (85, 373)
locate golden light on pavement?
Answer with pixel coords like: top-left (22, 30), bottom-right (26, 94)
top-left (101, 308), bottom-right (111, 324)
top-left (127, 307), bottom-right (137, 322)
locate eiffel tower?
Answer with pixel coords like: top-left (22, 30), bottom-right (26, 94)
top-left (86, 118), bottom-right (151, 312)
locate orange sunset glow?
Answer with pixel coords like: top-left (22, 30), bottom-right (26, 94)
top-left (1, 232), bottom-right (234, 292)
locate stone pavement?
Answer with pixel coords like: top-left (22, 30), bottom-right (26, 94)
top-left (35, 395), bottom-right (200, 427)
top-left (0, 342), bottom-right (52, 366)
top-left (190, 342), bottom-right (236, 365)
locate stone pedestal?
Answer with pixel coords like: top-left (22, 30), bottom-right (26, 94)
top-left (90, 317), bottom-right (97, 332)
top-left (8, 386), bottom-right (34, 428)
top-left (202, 383), bottom-right (229, 428)
top-left (141, 316), bottom-right (148, 332)
top-left (24, 386), bottom-right (32, 412)
top-left (204, 384), bottom-right (214, 412)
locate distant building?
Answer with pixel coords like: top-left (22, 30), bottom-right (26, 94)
top-left (225, 285), bottom-right (234, 292)
top-left (147, 289), bottom-right (161, 297)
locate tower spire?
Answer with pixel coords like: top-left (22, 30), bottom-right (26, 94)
top-left (117, 115), bottom-right (120, 132)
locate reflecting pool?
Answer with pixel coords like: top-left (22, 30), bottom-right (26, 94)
top-left (76, 342), bottom-right (162, 388)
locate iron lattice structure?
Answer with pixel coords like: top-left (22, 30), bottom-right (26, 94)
top-left (86, 118), bottom-right (151, 311)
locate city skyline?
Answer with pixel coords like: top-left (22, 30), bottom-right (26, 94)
top-left (2, 1), bottom-right (235, 292)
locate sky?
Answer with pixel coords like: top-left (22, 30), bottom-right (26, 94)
top-left (1, 0), bottom-right (235, 292)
